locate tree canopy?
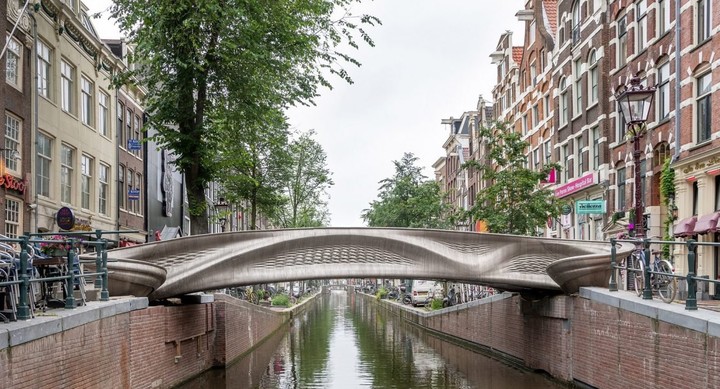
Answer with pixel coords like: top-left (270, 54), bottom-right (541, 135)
top-left (362, 153), bottom-right (456, 229)
top-left (109, 0), bottom-right (380, 234)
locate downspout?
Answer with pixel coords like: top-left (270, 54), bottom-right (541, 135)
top-left (29, 10), bottom-right (38, 233)
top-left (673, 0), bottom-right (681, 162)
top-left (115, 87), bottom-right (121, 238)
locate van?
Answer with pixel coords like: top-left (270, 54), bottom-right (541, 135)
top-left (410, 280), bottom-right (435, 306)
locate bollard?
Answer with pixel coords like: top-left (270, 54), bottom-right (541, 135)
top-left (16, 236), bottom-right (32, 320)
top-left (686, 240), bottom-right (698, 310)
top-left (609, 238), bottom-right (618, 292)
top-left (94, 229), bottom-right (103, 288)
top-left (65, 244), bottom-right (76, 309)
top-left (643, 238), bottom-right (652, 300)
top-left (100, 239), bottom-right (109, 301)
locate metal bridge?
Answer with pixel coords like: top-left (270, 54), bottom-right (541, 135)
top-left (88, 228), bottom-right (633, 300)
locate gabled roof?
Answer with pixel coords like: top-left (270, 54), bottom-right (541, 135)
top-left (512, 47), bottom-right (524, 64)
top-left (543, 0), bottom-right (558, 34)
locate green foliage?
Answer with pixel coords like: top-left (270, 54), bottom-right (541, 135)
top-left (660, 158), bottom-right (676, 259)
top-left (465, 121), bottom-right (564, 235)
top-left (362, 153), bottom-right (459, 228)
top-left (256, 289), bottom-right (265, 300)
top-left (109, 0), bottom-right (380, 234)
top-left (375, 287), bottom-right (388, 300)
top-left (271, 294), bottom-right (290, 307)
top-left (430, 298), bottom-right (444, 310)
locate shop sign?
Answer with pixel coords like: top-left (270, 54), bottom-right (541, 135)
top-left (0, 174), bottom-right (26, 194)
top-left (56, 206), bottom-right (76, 231)
top-left (554, 172), bottom-right (596, 198)
top-left (576, 200), bottom-right (606, 214)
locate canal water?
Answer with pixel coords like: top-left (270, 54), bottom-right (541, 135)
top-left (179, 291), bottom-right (565, 388)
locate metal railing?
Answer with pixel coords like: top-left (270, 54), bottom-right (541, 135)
top-left (609, 237), bottom-right (720, 310)
top-left (0, 229), bottom-right (137, 321)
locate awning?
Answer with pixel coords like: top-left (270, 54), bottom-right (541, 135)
top-left (694, 211), bottom-right (720, 234)
top-left (673, 216), bottom-right (698, 237)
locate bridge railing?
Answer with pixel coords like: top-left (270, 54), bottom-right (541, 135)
top-left (0, 230), bottom-right (136, 321)
top-left (609, 238), bottom-right (720, 311)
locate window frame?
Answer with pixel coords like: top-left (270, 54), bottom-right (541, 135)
top-left (560, 77), bottom-right (569, 126)
top-left (60, 144), bottom-right (74, 204)
top-left (4, 113), bottom-right (21, 175)
top-left (617, 15), bottom-right (628, 68)
top-left (617, 167), bottom-right (626, 211)
top-left (80, 76), bottom-right (94, 126)
top-left (696, 71), bottom-right (712, 143)
top-left (658, 61), bottom-right (670, 120)
top-left (698, 0), bottom-right (711, 43)
top-left (36, 40), bottom-right (51, 99)
top-left (4, 197), bottom-right (21, 239)
top-left (99, 163), bottom-right (109, 215)
top-left (574, 58), bottom-right (583, 116)
top-left (658, 0), bottom-right (671, 35)
top-left (60, 60), bottom-right (75, 114)
top-left (98, 90), bottom-right (109, 137)
top-left (36, 132), bottom-right (52, 198)
top-left (118, 165), bottom-right (126, 210)
top-left (588, 50), bottom-right (599, 104)
top-left (81, 154), bottom-right (93, 210)
top-left (636, 0), bottom-right (648, 52)
top-left (5, 34), bottom-right (22, 90)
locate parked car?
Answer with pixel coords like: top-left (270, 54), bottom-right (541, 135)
top-left (410, 280), bottom-right (435, 306)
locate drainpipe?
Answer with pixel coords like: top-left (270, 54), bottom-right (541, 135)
top-left (115, 86), bottom-right (121, 240)
top-left (28, 10), bottom-right (39, 233)
top-left (673, 0), bottom-right (681, 162)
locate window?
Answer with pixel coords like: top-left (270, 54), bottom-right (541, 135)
top-left (544, 141), bottom-right (552, 163)
top-left (99, 163), bottom-right (109, 215)
top-left (654, 62), bottom-right (670, 122)
top-left (80, 77), bottom-right (93, 126)
top-left (529, 21), bottom-right (536, 44)
top-left (574, 59), bottom-right (583, 116)
top-left (98, 91), bottom-right (109, 137)
top-left (117, 102), bottom-right (125, 148)
top-left (530, 61), bottom-right (537, 86)
top-left (5, 198), bottom-right (20, 239)
top-left (636, 0), bottom-right (648, 52)
top-left (692, 181), bottom-right (699, 215)
top-left (560, 77), bottom-right (568, 126)
top-left (592, 127), bottom-right (600, 169)
top-left (134, 115), bottom-right (141, 156)
top-left (588, 50), bottom-right (598, 104)
top-left (60, 144), bottom-right (74, 204)
top-left (5, 35), bottom-right (22, 89)
top-left (640, 160), bottom-right (647, 207)
top-left (577, 135), bottom-right (585, 176)
top-left (544, 95), bottom-right (550, 118)
top-left (617, 167), bottom-right (626, 210)
top-left (540, 49), bottom-right (546, 71)
top-left (126, 108), bottom-right (132, 149)
top-left (697, 72), bottom-right (712, 143)
top-left (617, 102), bottom-right (627, 141)
top-left (533, 104), bottom-right (539, 126)
top-left (127, 169), bottom-right (134, 213)
top-left (698, 0), bottom-right (711, 43)
top-left (60, 60), bottom-right (74, 113)
top-left (659, 0), bottom-right (671, 34)
top-left (136, 172), bottom-right (143, 215)
top-left (118, 165), bottom-right (125, 210)
top-left (36, 133), bottom-right (52, 197)
top-left (562, 144), bottom-right (569, 182)
top-left (533, 148), bottom-right (540, 169)
top-left (715, 176), bottom-right (720, 211)
top-left (81, 155), bottom-right (92, 209)
top-left (572, 1), bottom-right (581, 45)
top-left (4, 114), bottom-right (21, 173)
top-left (37, 40), bottom-right (51, 98)
top-left (522, 114), bottom-right (528, 135)
top-left (617, 16), bottom-right (627, 67)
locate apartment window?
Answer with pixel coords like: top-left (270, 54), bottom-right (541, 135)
top-left (522, 114), bottom-right (528, 135)
top-left (5, 35), bottom-right (22, 89)
top-left (588, 50), bottom-right (598, 104)
top-left (530, 61), bottom-right (537, 86)
top-left (692, 181), bottom-right (699, 215)
top-left (617, 167), bottom-right (626, 210)
top-left (658, 62), bottom-right (670, 120)
top-left (618, 16), bottom-right (627, 67)
top-left (60, 145), bottom-right (74, 204)
top-left (98, 91), bottom-right (109, 137)
top-left (127, 169), bottom-right (134, 213)
top-left (574, 59), bottom-right (583, 116)
top-left (698, 0), bottom-right (711, 43)
top-left (36, 133), bottom-right (52, 197)
top-left (697, 72), bottom-right (712, 143)
top-left (134, 115), bottom-right (141, 156)
top-left (99, 163), bottom-right (109, 215)
top-left (617, 102), bottom-right (627, 141)
top-left (80, 77), bottom-right (93, 126)
top-left (117, 102), bottom-right (125, 148)
top-left (126, 108), bottom-right (132, 149)
top-left (544, 141), bottom-right (552, 163)
top-left (4, 114), bottom-right (21, 173)
top-left (533, 148), bottom-right (540, 169)
top-left (636, 0), bottom-right (648, 52)
top-left (577, 135), bottom-right (585, 176)
top-left (60, 60), bottom-right (74, 113)
top-left (81, 155), bottom-right (92, 209)
top-left (560, 77), bottom-right (568, 126)
top-left (5, 198), bottom-right (20, 239)
top-left (118, 165), bottom-right (125, 209)
top-left (562, 144), bottom-right (569, 182)
top-left (532, 104), bottom-right (539, 125)
top-left (640, 160), bottom-right (647, 207)
top-left (36, 40), bottom-right (51, 98)
top-left (659, 0), bottom-right (671, 34)
top-left (572, 1), bottom-right (581, 45)
top-left (592, 127), bottom-right (600, 169)
top-left (529, 21), bottom-right (536, 44)
top-left (136, 172), bottom-right (143, 215)
top-left (544, 95), bottom-right (550, 118)
top-left (540, 49), bottom-right (546, 71)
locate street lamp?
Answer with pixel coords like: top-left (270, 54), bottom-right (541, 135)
top-left (616, 76), bottom-right (655, 239)
top-left (214, 197), bottom-right (229, 232)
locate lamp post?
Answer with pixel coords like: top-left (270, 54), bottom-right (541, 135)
top-left (615, 77), bottom-right (655, 239)
top-left (214, 197), bottom-right (229, 232)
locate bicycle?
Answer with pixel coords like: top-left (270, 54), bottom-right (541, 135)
top-left (631, 250), bottom-right (677, 303)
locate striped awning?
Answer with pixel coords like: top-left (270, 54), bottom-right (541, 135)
top-left (673, 216), bottom-right (698, 238)
top-left (694, 211), bottom-right (720, 235)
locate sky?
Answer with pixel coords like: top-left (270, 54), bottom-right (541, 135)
top-left (87, 0), bottom-right (524, 227)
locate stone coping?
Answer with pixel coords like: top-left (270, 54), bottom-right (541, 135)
top-left (0, 297), bottom-right (149, 350)
top-left (580, 287), bottom-right (720, 338)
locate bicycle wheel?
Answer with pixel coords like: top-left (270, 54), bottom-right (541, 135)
top-left (249, 291), bottom-right (259, 304)
top-left (633, 258), bottom-right (644, 297)
top-left (656, 260), bottom-right (677, 303)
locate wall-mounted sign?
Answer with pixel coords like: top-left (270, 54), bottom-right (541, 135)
top-left (128, 188), bottom-right (140, 201)
top-left (56, 206), bottom-right (76, 230)
top-left (576, 200), bottom-right (606, 215)
top-left (0, 174), bottom-right (26, 194)
top-left (561, 204), bottom-right (572, 215)
top-left (554, 172), bottom-right (596, 198)
top-left (128, 139), bottom-right (141, 151)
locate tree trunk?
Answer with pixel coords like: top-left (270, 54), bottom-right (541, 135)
top-left (187, 169), bottom-right (209, 235)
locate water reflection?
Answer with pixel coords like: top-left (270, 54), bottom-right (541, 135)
top-left (178, 292), bottom-right (563, 388)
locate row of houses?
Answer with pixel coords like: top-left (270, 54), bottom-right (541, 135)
top-left (1, 0), bottom-right (193, 244)
top-left (435, 0), bottom-right (720, 297)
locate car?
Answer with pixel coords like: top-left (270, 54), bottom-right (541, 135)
top-left (410, 280), bottom-right (435, 306)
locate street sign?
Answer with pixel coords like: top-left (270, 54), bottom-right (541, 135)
top-left (128, 139), bottom-right (141, 151)
top-left (576, 200), bottom-right (606, 215)
top-left (128, 188), bottom-right (140, 201)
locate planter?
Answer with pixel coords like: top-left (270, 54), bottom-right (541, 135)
top-left (50, 249), bottom-right (68, 258)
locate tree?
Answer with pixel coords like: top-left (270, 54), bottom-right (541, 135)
top-left (275, 130), bottom-right (334, 228)
top-left (109, 0), bottom-right (380, 234)
top-left (362, 153), bottom-right (456, 228)
top-left (465, 121), bottom-right (563, 235)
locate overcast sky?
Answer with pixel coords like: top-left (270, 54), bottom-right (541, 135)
top-left (87, 1), bottom-right (524, 227)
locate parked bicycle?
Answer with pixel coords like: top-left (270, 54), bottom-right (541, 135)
top-left (630, 250), bottom-right (677, 303)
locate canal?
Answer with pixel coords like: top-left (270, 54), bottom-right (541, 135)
top-left (178, 291), bottom-right (565, 388)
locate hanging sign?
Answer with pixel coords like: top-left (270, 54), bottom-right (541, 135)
top-left (128, 188), bottom-right (140, 201)
top-left (56, 206), bottom-right (76, 230)
top-left (576, 200), bottom-right (606, 214)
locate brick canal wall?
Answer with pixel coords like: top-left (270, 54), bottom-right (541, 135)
top-left (0, 295), bottom-right (311, 389)
top-left (369, 288), bottom-right (720, 388)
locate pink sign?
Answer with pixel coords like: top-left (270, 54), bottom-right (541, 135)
top-left (554, 172), bottom-right (596, 198)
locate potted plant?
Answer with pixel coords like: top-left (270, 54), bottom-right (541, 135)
top-left (39, 235), bottom-right (72, 257)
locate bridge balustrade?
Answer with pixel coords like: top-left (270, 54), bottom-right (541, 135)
top-left (609, 237), bottom-right (720, 310)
